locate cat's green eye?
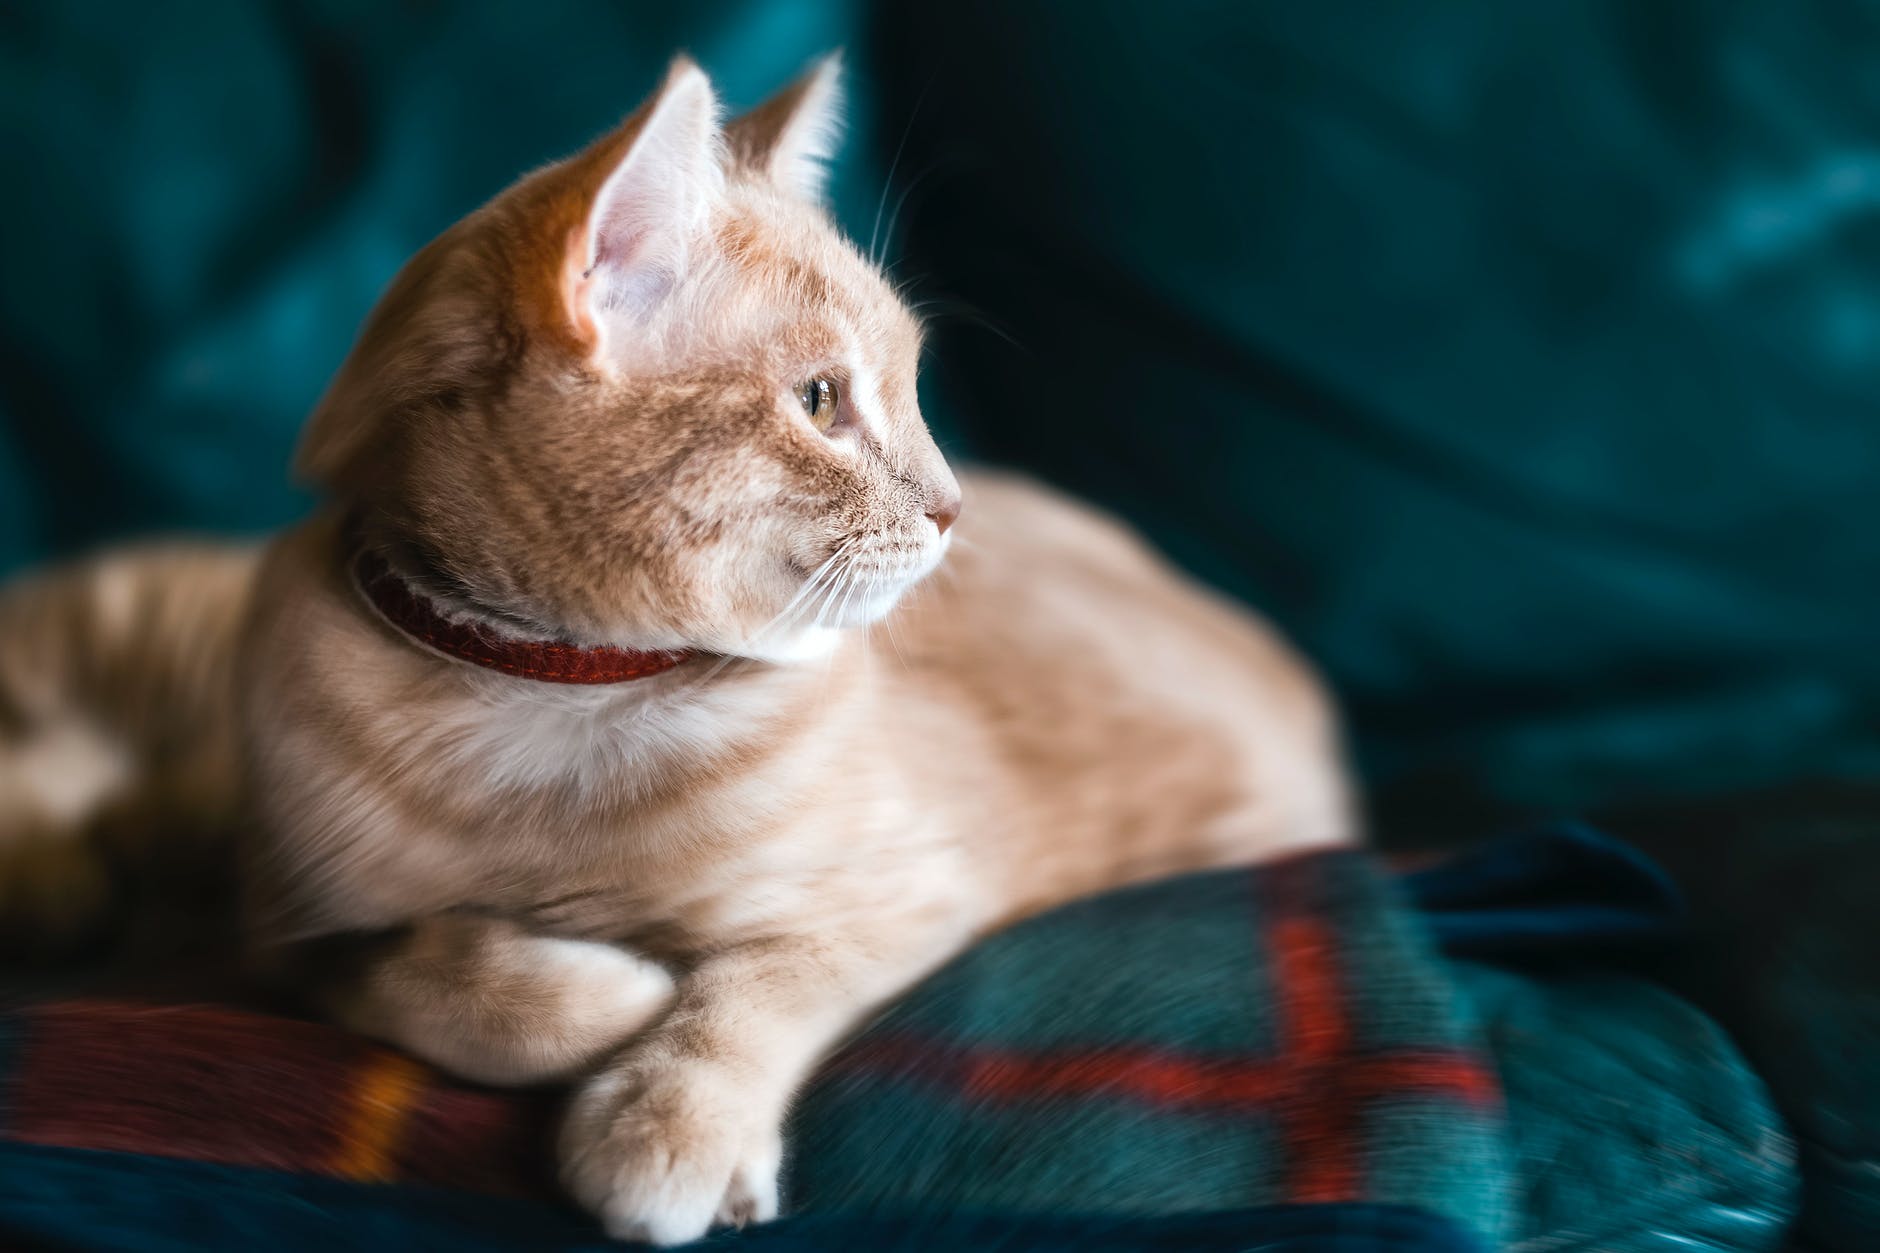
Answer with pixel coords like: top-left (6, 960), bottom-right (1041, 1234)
top-left (796, 377), bottom-right (840, 432)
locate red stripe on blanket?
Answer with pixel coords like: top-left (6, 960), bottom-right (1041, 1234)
top-left (823, 857), bottom-right (1500, 1205)
top-left (400, 1082), bottom-right (560, 1198)
top-left (1268, 916), bottom-right (1351, 1061)
top-left (1, 1000), bottom-right (557, 1194)
top-left (1267, 908), bottom-right (1359, 1202)
top-left (5, 1002), bottom-right (359, 1170)
top-left (828, 1036), bottom-right (1497, 1116)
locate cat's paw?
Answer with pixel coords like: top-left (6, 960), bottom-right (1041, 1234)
top-left (559, 1056), bottom-right (782, 1245)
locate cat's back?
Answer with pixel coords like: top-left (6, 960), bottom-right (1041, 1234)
top-left (887, 470), bottom-right (1352, 910)
top-left (902, 468), bottom-right (1313, 704)
top-left (0, 540), bottom-right (259, 950)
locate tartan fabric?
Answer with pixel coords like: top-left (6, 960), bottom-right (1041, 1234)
top-left (0, 850), bottom-right (1511, 1245)
top-left (790, 852), bottom-right (1508, 1228)
top-left (0, 1001), bottom-right (562, 1200)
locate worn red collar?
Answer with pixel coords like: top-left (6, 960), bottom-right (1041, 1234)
top-left (351, 545), bottom-right (694, 685)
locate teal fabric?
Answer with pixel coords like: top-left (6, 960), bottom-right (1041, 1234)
top-left (859, 13), bottom-right (1872, 1243)
top-left (788, 854), bottom-right (1793, 1251)
top-left (0, 849), bottom-right (1794, 1250)
top-left (1603, 786), bottom-right (1880, 1253)
top-left (793, 855), bottom-right (1514, 1239)
top-left (1461, 965), bottom-right (1797, 1251)
top-left (0, 1145), bottom-right (1490, 1253)
top-left (12, 3), bottom-right (1872, 807)
top-left (0, 1), bottom-right (881, 575)
top-left (870, 2), bottom-right (1880, 813)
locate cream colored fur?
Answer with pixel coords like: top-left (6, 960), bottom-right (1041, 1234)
top-left (0, 56), bottom-right (1355, 1245)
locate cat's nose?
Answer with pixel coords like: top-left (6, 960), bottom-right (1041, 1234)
top-left (926, 490), bottom-right (962, 535)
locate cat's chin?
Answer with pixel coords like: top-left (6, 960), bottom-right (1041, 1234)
top-left (718, 572), bottom-right (926, 663)
top-left (834, 583), bottom-right (915, 629)
top-left (727, 625), bottom-right (846, 665)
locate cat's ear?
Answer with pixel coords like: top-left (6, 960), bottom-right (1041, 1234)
top-left (568, 57), bottom-right (724, 347)
top-left (297, 62), bottom-right (725, 488)
top-left (725, 53), bottom-right (844, 200)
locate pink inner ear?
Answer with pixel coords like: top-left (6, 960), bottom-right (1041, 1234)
top-left (570, 63), bottom-right (722, 344)
top-left (562, 224), bottom-right (600, 348)
top-left (587, 191), bottom-right (648, 277)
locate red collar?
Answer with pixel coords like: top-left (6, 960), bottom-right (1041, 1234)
top-left (352, 544), bottom-right (694, 685)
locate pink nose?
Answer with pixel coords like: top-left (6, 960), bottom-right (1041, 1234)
top-left (926, 490), bottom-right (962, 535)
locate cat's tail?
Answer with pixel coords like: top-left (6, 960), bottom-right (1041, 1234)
top-left (0, 542), bottom-right (260, 957)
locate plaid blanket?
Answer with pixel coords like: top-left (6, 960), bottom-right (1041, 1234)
top-left (0, 840), bottom-right (1794, 1251)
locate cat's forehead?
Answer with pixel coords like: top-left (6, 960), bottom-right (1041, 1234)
top-left (711, 193), bottom-right (920, 354)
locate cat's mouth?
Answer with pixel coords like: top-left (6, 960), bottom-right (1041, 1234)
top-left (816, 543), bottom-right (947, 628)
top-left (746, 535), bottom-right (942, 653)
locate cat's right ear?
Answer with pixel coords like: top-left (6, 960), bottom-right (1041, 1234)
top-left (725, 53), bottom-right (844, 200)
top-left (565, 58), bottom-right (724, 362)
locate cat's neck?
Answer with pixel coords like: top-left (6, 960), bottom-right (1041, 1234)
top-left (419, 635), bottom-right (861, 807)
top-left (351, 541), bottom-right (696, 687)
top-left (318, 509), bottom-right (866, 801)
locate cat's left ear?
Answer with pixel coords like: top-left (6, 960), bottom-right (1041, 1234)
top-left (568, 57), bottom-right (724, 354)
top-left (726, 53), bottom-right (844, 200)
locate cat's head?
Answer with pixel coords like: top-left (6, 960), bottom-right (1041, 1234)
top-left (298, 56), bottom-right (958, 661)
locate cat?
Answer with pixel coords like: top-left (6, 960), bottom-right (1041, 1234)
top-left (0, 55), bottom-right (1354, 1244)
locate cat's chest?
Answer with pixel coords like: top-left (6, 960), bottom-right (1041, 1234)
top-left (480, 806), bottom-right (873, 956)
top-left (442, 680), bottom-right (726, 797)
top-left (336, 662), bottom-right (958, 948)
top-left (435, 691), bottom-right (854, 938)
top-left (460, 767), bottom-right (966, 958)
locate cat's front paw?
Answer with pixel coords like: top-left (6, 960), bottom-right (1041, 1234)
top-left (559, 1056), bottom-right (782, 1245)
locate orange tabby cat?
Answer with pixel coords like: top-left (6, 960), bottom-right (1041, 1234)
top-left (0, 56), bottom-right (1353, 1243)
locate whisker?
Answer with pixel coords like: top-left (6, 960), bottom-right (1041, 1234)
top-left (755, 542), bottom-right (852, 640)
top-left (809, 564), bottom-right (842, 632)
top-left (868, 73), bottom-right (936, 267)
top-left (857, 572), bottom-right (878, 674)
top-left (907, 297), bottom-right (1026, 350)
top-left (830, 565), bottom-right (863, 633)
top-left (683, 540), bottom-right (856, 690)
top-left (815, 567), bottom-right (858, 694)
top-left (878, 161), bottom-right (941, 269)
top-left (878, 572), bottom-right (911, 668)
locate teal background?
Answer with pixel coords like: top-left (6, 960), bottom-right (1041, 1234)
top-left (4, 11), bottom-right (1878, 1243)
top-left (0, 1), bottom-right (880, 571)
top-left (875, 3), bottom-right (1880, 816)
top-left (6, 2), bottom-right (1876, 816)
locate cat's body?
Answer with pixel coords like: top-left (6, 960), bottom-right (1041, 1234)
top-left (247, 475), bottom-right (1344, 952)
top-left (0, 57), bottom-right (1353, 1244)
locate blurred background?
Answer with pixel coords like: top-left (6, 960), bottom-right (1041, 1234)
top-left (4, 1), bottom-right (1878, 828)
top-left (4, 4), bottom-right (1880, 1249)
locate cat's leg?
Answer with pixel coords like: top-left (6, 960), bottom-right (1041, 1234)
top-left (559, 926), bottom-right (960, 1245)
top-left (323, 913), bottom-right (675, 1087)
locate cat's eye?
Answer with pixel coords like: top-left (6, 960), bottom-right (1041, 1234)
top-left (796, 377), bottom-right (841, 433)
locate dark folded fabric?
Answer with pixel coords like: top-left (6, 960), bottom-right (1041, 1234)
top-left (1406, 821), bottom-right (1684, 959)
top-left (0, 1144), bottom-right (1485, 1253)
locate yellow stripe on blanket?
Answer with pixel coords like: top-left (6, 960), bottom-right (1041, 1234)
top-left (328, 1049), bottom-right (428, 1182)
